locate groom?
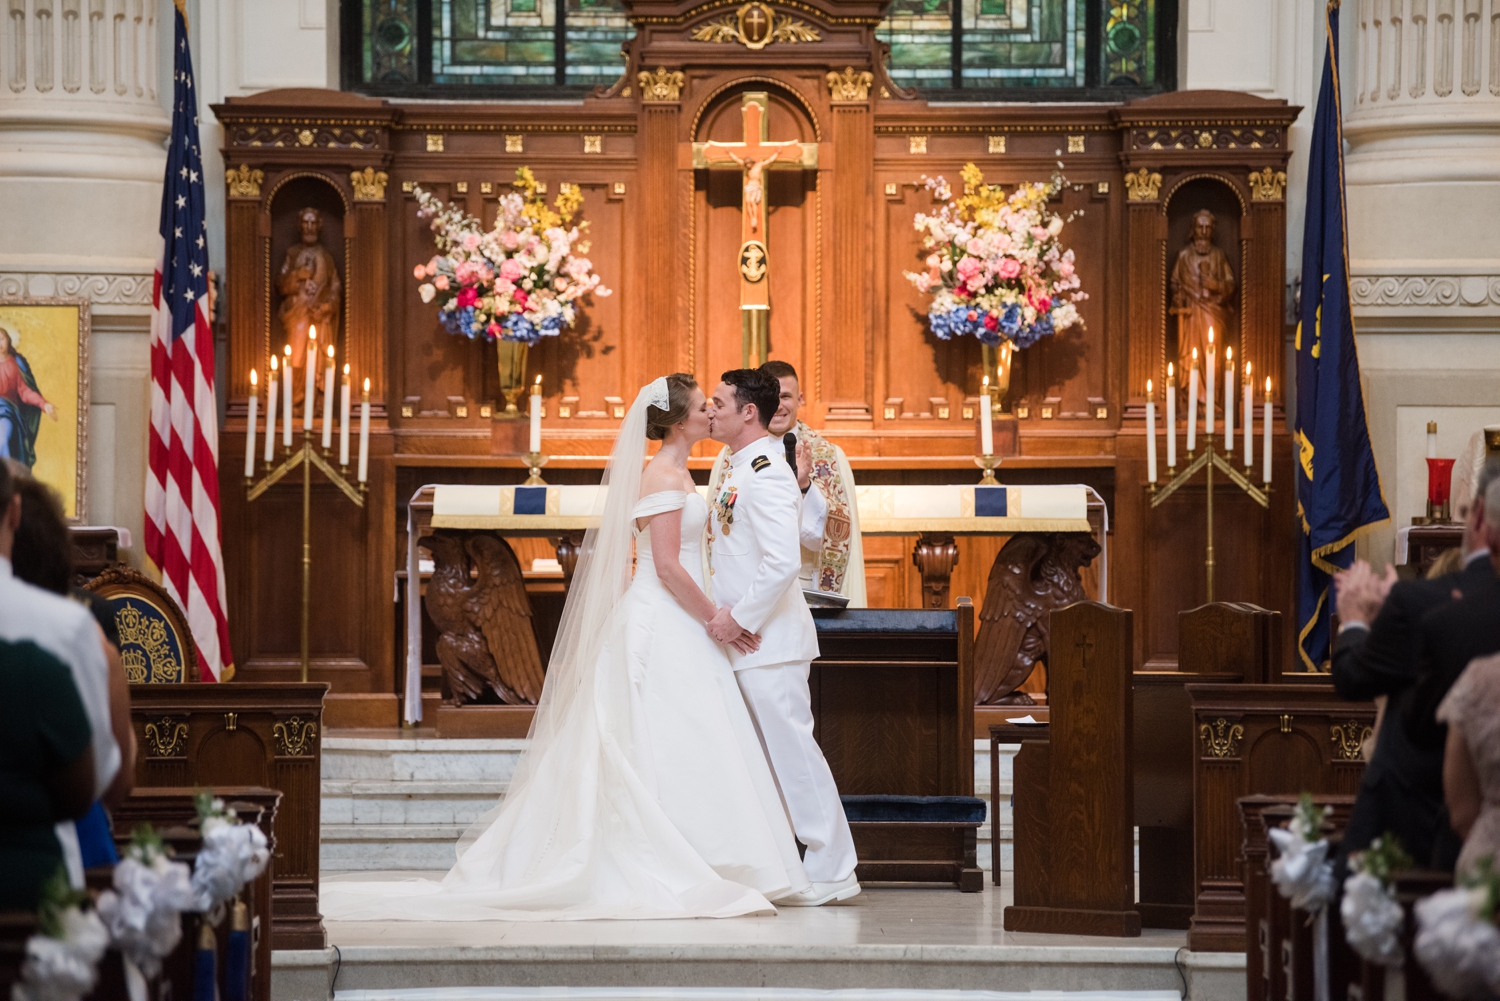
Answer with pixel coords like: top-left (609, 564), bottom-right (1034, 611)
top-left (705, 368), bottom-right (860, 906)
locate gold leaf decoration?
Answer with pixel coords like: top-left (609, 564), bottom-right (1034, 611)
top-left (144, 716), bottom-right (188, 758)
top-left (1198, 717), bottom-right (1244, 758)
top-left (1330, 720), bottom-right (1373, 761)
top-left (826, 67), bottom-right (873, 102)
top-left (1248, 166), bottom-right (1288, 201)
top-left (638, 67), bottom-right (686, 102)
top-left (225, 165), bottom-right (264, 199)
top-left (350, 167), bottom-right (389, 201)
top-left (1123, 166), bottom-right (1162, 202)
top-left (273, 717), bottom-right (318, 757)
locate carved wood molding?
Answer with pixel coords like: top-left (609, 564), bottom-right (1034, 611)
top-left (639, 67), bottom-right (686, 102)
top-left (1198, 716), bottom-right (1245, 758)
top-left (827, 67), bottom-right (873, 102)
top-left (227, 164), bottom-right (265, 198)
top-left (1247, 166), bottom-right (1287, 201)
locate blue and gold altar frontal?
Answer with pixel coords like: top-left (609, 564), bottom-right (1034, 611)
top-left (430, 483), bottom-right (1090, 534)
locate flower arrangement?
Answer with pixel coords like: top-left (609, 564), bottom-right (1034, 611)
top-left (190, 790), bottom-right (270, 916)
top-left (1415, 856), bottom-right (1500, 999)
top-left (13, 868), bottom-right (109, 1001)
top-left (1343, 834), bottom-right (1412, 966)
top-left (906, 163), bottom-right (1086, 349)
top-left (413, 168), bottom-right (610, 346)
top-left (1268, 793), bottom-right (1335, 912)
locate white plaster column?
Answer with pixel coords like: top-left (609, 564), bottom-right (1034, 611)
top-left (1343, 0), bottom-right (1500, 565)
top-left (0, 0), bottom-right (169, 556)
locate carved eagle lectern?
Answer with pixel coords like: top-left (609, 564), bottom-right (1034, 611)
top-left (419, 532), bottom-right (545, 706)
top-left (974, 532), bottom-right (1102, 705)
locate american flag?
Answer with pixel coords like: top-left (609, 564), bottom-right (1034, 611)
top-left (145, 3), bottom-right (232, 681)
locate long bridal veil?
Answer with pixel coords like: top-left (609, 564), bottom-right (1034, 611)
top-left (321, 379), bottom-right (774, 921)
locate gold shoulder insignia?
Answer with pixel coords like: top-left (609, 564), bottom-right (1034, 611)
top-left (751, 455), bottom-right (771, 472)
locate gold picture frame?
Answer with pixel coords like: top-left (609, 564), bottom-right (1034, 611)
top-left (0, 297), bottom-right (90, 520)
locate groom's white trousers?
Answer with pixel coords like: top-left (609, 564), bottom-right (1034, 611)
top-left (735, 661), bottom-right (858, 884)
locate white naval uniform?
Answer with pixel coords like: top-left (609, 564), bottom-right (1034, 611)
top-left (707, 434), bottom-right (858, 883)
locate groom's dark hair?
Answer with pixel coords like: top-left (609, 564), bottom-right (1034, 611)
top-left (720, 369), bottom-right (778, 429)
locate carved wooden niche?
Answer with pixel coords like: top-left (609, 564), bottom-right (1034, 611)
top-left (692, 83), bottom-right (820, 384)
top-left (1162, 175), bottom-right (1244, 385)
top-left (265, 174), bottom-right (350, 365)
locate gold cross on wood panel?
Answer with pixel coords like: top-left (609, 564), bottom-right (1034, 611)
top-left (691, 92), bottom-right (817, 365)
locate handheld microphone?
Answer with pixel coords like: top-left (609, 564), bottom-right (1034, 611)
top-left (783, 432), bottom-right (798, 472)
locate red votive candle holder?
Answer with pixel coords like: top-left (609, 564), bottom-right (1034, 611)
top-left (1427, 457), bottom-right (1456, 522)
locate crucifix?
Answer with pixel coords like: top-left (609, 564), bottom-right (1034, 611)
top-left (692, 92), bottom-right (818, 366)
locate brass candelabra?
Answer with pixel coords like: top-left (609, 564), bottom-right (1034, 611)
top-left (1149, 439), bottom-right (1268, 602)
top-left (247, 430), bottom-right (366, 682)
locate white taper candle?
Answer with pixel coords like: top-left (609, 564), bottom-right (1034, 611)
top-left (281, 345), bottom-right (293, 447)
top-left (979, 376), bottom-right (994, 456)
top-left (322, 344), bottom-right (336, 449)
top-left (358, 378), bottom-right (371, 484)
top-left (1224, 347), bottom-right (1234, 452)
top-left (1263, 377), bottom-right (1273, 483)
top-left (1243, 362), bottom-right (1254, 468)
top-left (1187, 350), bottom-right (1199, 454)
top-left (339, 364), bottom-right (351, 468)
top-left (529, 375), bottom-right (543, 454)
top-left (1146, 379), bottom-right (1157, 484)
top-left (1205, 329), bottom-right (1216, 443)
top-left (304, 326), bottom-right (317, 431)
top-left (245, 370), bottom-right (258, 478)
top-left (1166, 363), bottom-right (1176, 469)
top-left (265, 357), bottom-right (279, 464)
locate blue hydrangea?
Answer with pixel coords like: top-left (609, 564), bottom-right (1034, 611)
top-left (1000, 303), bottom-right (1022, 337)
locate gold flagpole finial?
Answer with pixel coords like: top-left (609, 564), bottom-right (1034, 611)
top-left (174, 0), bottom-right (188, 25)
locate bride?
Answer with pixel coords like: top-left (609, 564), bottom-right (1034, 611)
top-left (321, 375), bottom-right (810, 921)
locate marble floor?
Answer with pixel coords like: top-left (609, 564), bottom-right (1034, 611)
top-left (300, 878), bottom-right (1239, 999)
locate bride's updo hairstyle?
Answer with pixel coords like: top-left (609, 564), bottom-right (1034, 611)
top-left (645, 373), bottom-right (698, 440)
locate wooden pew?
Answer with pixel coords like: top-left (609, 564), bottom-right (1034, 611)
top-left (1005, 601), bottom-right (1140, 936)
top-left (811, 602), bottom-right (982, 890)
top-left (110, 787), bottom-right (280, 1001)
top-left (127, 683), bottom-right (326, 949)
top-left (1187, 683), bottom-right (1373, 952)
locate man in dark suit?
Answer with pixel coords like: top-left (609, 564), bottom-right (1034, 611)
top-left (1403, 478), bottom-right (1500, 757)
top-left (1331, 458), bottom-right (1499, 871)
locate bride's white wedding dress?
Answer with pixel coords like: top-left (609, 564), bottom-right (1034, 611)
top-left (322, 387), bottom-right (807, 922)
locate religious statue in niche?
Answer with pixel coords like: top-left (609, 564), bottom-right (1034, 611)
top-left (1170, 209), bottom-right (1235, 391)
top-left (420, 531), bottom-right (545, 706)
top-left (277, 207), bottom-right (342, 360)
top-left (973, 532), bottom-right (1102, 705)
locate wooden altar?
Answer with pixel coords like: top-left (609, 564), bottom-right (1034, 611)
top-left (209, 3), bottom-right (1301, 710)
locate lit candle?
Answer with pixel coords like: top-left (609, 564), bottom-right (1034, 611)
top-left (1263, 377), bottom-right (1273, 483)
top-left (265, 356), bottom-right (279, 464)
top-left (529, 375), bottom-right (543, 454)
top-left (281, 345), bottom-right (293, 447)
top-left (1205, 328), bottom-right (1216, 443)
top-left (1187, 349), bottom-right (1199, 454)
top-left (1243, 361), bottom-right (1254, 468)
top-left (339, 364), bottom-right (351, 468)
top-left (304, 326), bottom-right (318, 432)
top-left (321, 344), bottom-right (336, 450)
top-left (1166, 363), bottom-right (1177, 469)
top-left (358, 378), bottom-right (371, 484)
top-left (1427, 420), bottom-right (1438, 458)
top-left (979, 376), bottom-right (995, 456)
top-left (245, 369), bottom-right (258, 478)
top-left (1146, 379), bottom-right (1157, 484)
top-left (1224, 346), bottom-right (1235, 451)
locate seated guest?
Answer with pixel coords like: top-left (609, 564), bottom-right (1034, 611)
top-left (708, 361), bottom-right (866, 605)
top-left (1437, 649), bottom-right (1500, 881)
top-left (1330, 457), bottom-right (1500, 871)
top-left (0, 460), bottom-right (120, 888)
top-left (0, 637), bottom-right (96, 910)
top-left (9, 471), bottom-right (134, 867)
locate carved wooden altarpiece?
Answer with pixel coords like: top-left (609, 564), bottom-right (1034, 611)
top-left (212, 2), bottom-right (1300, 720)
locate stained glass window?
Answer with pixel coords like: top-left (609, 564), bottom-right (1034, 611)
top-left (878, 0), bottom-right (1169, 94)
top-left (345, 0), bottom-right (1166, 95)
top-left (345, 0), bottom-right (634, 92)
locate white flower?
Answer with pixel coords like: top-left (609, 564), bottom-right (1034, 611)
top-left (1415, 887), bottom-right (1500, 1000)
top-left (1047, 215), bottom-right (1064, 236)
top-left (1269, 827), bottom-right (1336, 911)
top-left (192, 818), bottom-right (269, 912)
top-left (96, 855), bottom-right (196, 980)
top-left (13, 909), bottom-right (109, 1001)
top-left (418, 283), bottom-right (436, 303)
top-left (1342, 871), bottom-right (1404, 966)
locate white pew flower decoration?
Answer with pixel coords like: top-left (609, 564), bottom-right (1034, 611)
top-left (95, 826), bottom-right (197, 980)
top-left (1415, 856), bottom-right (1500, 1000)
top-left (1269, 794), bottom-right (1336, 911)
top-left (1342, 834), bottom-right (1411, 966)
top-left (190, 791), bottom-right (270, 918)
top-left (11, 868), bottom-right (109, 1001)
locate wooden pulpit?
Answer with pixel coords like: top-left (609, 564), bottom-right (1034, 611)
top-left (1006, 600), bottom-right (1139, 936)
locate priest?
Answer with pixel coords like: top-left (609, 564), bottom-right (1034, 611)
top-left (708, 361), bottom-right (866, 606)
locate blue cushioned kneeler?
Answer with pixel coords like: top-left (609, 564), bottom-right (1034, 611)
top-left (840, 794), bottom-right (986, 825)
top-left (514, 486), bottom-right (547, 515)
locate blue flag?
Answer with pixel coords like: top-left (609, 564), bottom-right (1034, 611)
top-left (1295, 0), bottom-right (1389, 672)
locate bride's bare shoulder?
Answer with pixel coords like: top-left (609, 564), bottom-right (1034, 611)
top-left (639, 455), bottom-right (688, 498)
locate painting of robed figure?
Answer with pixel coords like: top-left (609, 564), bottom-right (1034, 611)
top-left (0, 298), bottom-right (89, 519)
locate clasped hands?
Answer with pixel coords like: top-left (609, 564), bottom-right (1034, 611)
top-left (706, 605), bottom-right (761, 654)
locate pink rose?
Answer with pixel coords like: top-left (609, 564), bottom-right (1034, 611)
top-left (914, 274), bottom-right (932, 292)
top-left (425, 259), bottom-right (439, 278)
top-left (997, 258), bottom-right (1021, 280)
top-left (463, 233), bottom-right (481, 251)
top-left (455, 286), bottom-right (478, 308)
top-left (1030, 226), bottom-right (1050, 242)
top-left (487, 322), bottom-right (502, 338)
top-left (983, 312), bottom-right (999, 331)
top-left (926, 254), bottom-right (942, 269)
top-left (500, 232), bottom-right (520, 251)
top-left (434, 275), bottom-right (450, 291)
top-left (956, 256), bottom-right (982, 280)
top-left (413, 264), bottom-right (426, 279)
top-left (513, 289), bottom-right (529, 308)
top-left (1056, 259), bottom-right (1075, 278)
top-left (966, 238), bottom-right (986, 257)
top-left (499, 259), bottom-right (525, 282)
top-left (967, 310), bottom-right (978, 322)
